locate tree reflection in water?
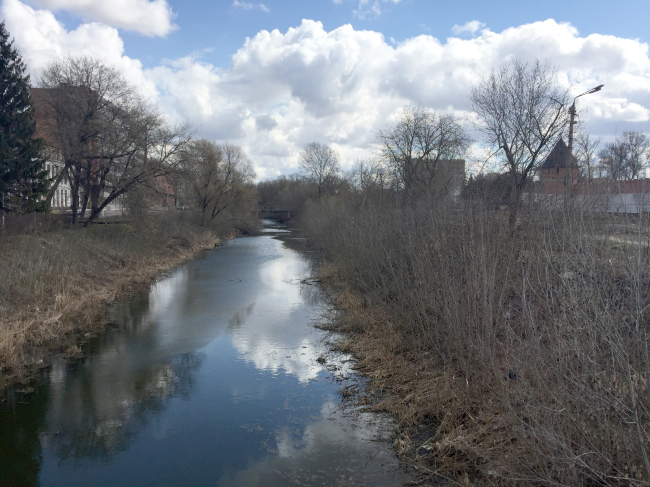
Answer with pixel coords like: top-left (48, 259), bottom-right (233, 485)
top-left (45, 352), bottom-right (204, 461)
top-left (1, 229), bottom-right (409, 487)
top-left (0, 382), bottom-right (49, 487)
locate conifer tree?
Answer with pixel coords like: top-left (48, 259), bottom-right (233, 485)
top-left (0, 21), bottom-right (48, 213)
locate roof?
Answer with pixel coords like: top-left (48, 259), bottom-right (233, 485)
top-left (542, 138), bottom-right (578, 168)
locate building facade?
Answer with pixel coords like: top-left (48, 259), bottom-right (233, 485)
top-left (31, 87), bottom-right (127, 216)
top-left (32, 88), bottom-right (73, 212)
top-left (540, 138), bottom-right (650, 213)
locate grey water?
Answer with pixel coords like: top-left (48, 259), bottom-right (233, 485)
top-left (0, 222), bottom-right (409, 486)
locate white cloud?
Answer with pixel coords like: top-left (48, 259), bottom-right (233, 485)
top-left (232, 0), bottom-right (270, 13)
top-left (3, 1), bottom-right (649, 180)
top-left (152, 19), bottom-right (650, 177)
top-left (452, 20), bottom-right (486, 36)
top-left (1, 0), bottom-right (157, 98)
top-left (352, 0), bottom-right (400, 19)
top-left (354, 0), bottom-right (381, 19)
top-left (27, 0), bottom-right (176, 36)
top-left (233, 0), bottom-right (252, 9)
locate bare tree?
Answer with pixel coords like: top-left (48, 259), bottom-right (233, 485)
top-left (83, 102), bottom-right (190, 226)
top-left (599, 131), bottom-right (650, 180)
top-left (38, 55), bottom-right (190, 225)
top-left (257, 174), bottom-right (314, 214)
top-left (470, 60), bottom-right (570, 225)
top-left (178, 140), bottom-right (255, 227)
top-left (623, 131), bottom-right (650, 179)
top-left (574, 131), bottom-right (601, 181)
top-left (299, 142), bottom-right (341, 201)
top-left (347, 158), bottom-right (391, 209)
top-left (599, 141), bottom-right (626, 181)
top-left (39, 55), bottom-right (135, 223)
top-left (348, 158), bottom-right (389, 191)
top-left (377, 104), bottom-right (468, 202)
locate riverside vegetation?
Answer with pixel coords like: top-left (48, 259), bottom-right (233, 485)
top-left (0, 209), bottom-right (258, 389)
top-left (296, 193), bottom-right (650, 486)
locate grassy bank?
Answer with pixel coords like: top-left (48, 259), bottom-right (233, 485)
top-left (303, 198), bottom-right (650, 486)
top-left (0, 213), bottom-right (223, 388)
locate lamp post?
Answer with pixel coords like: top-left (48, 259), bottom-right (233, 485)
top-left (567, 84), bottom-right (604, 171)
top-left (564, 84), bottom-right (604, 211)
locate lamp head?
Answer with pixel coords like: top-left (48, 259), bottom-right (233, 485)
top-left (575, 84), bottom-right (604, 100)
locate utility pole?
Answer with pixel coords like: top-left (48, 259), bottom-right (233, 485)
top-left (565, 84), bottom-right (604, 212)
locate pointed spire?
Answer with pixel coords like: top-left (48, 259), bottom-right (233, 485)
top-left (542, 139), bottom-right (578, 168)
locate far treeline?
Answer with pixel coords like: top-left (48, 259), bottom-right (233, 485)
top-left (259, 61), bottom-right (650, 485)
top-left (0, 21), bottom-right (257, 235)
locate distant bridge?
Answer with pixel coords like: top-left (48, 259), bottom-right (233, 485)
top-left (258, 206), bottom-right (293, 220)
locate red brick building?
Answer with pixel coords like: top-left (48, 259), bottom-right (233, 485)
top-left (540, 139), bottom-right (579, 194)
top-left (31, 87), bottom-right (71, 210)
top-left (540, 138), bottom-right (650, 213)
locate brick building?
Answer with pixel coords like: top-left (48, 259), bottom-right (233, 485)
top-left (31, 87), bottom-right (129, 216)
top-left (31, 88), bottom-right (72, 211)
top-left (539, 138), bottom-right (579, 195)
top-left (540, 138), bottom-right (650, 213)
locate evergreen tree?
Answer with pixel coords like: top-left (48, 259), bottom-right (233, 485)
top-left (0, 21), bottom-right (48, 213)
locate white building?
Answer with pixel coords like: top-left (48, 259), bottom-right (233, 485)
top-left (43, 147), bottom-right (72, 212)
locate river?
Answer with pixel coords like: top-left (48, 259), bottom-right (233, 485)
top-left (0, 222), bottom-right (409, 486)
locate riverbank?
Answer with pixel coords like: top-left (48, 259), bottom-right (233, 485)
top-left (319, 272), bottom-right (482, 485)
top-left (0, 214), bottom-right (222, 388)
top-left (303, 201), bottom-right (650, 486)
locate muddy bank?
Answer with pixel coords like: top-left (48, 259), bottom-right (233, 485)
top-left (316, 269), bottom-right (452, 485)
top-left (0, 216), bottom-right (221, 389)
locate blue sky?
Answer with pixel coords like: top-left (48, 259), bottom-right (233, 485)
top-left (72, 0), bottom-right (650, 69)
top-left (2, 0), bottom-right (650, 178)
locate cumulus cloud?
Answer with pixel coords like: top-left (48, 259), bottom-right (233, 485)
top-left (452, 20), bottom-right (486, 36)
top-left (27, 0), bottom-right (176, 36)
top-left (255, 114), bottom-right (278, 131)
top-left (3, 1), bottom-right (649, 179)
top-left (165, 19), bottom-right (649, 177)
top-left (354, 0), bottom-right (380, 19)
top-left (1, 0), bottom-right (156, 96)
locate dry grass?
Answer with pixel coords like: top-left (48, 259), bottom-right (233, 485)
top-left (305, 197), bottom-right (650, 486)
top-left (0, 213), bottom-right (220, 387)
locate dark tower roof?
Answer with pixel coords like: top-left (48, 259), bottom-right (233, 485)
top-left (542, 138), bottom-right (578, 168)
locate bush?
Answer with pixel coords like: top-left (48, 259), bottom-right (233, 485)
top-left (303, 191), bottom-right (650, 485)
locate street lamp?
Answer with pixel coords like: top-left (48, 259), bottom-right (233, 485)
top-left (563, 84), bottom-right (603, 212)
top-left (567, 84), bottom-right (604, 168)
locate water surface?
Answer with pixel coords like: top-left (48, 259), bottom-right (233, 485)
top-left (1, 223), bottom-right (408, 486)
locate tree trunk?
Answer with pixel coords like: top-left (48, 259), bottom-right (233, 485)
top-left (508, 182), bottom-right (521, 230)
top-left (70, 183), bottom-right (79, 225)
top-left (45, 161), bottom-right (72, 203)
top-left (80, 190), bottom-right (90, 219)
top-left (83, 190), bottom-right (121, 226)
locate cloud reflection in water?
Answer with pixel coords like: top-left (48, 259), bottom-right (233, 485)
top-left (229, 242), bottom-right (328, 382)
top-left (219, 401), bottom-right (408, 487)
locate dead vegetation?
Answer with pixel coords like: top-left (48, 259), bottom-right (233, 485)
top-left (0, 212), bottom-right (220, 387)
top-left (304, 197), bottom-right (650, 486)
